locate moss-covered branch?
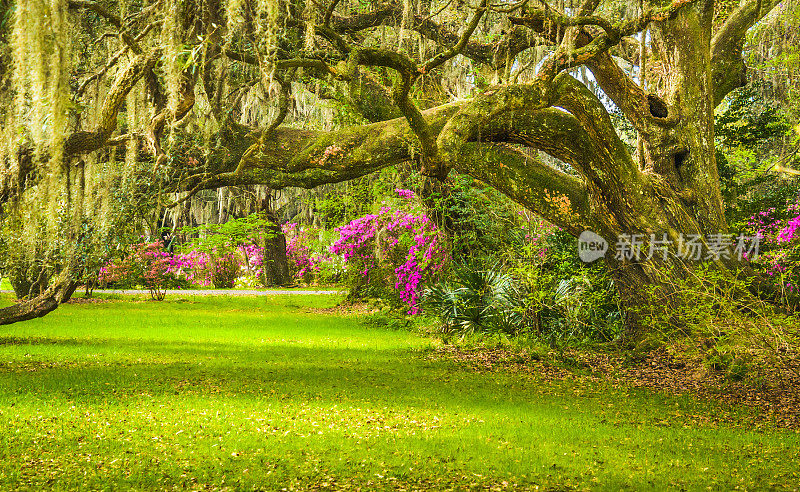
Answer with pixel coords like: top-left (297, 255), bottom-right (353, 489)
top-left (174, 98), bottom-right (593, 231)
top-left (64, 50), bottom-right (159, 158)
top-left (68, 0), bottom-right (144, 54)
top-left (711, 0), bottom-right (782, 106)
top-left (458, 143), bottom-right (591, 234)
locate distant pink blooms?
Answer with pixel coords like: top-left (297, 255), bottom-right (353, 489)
top-left (777, 215), bottom-right (800, 243)
top-left (283, 223), bottom-right (329, 279)
top-left (745, 205), bottom-right (800, 294)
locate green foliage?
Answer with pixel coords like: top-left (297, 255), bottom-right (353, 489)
top-left (76, 160), bottom-right (175, 291)
top-left (419, 177), bottom-right (622, 347)
top-left (636, 263), bottom-right (800, 385)
top-left (423, 264), bottom-right (529, 337)
top-left (508, 230), bottom-right (622, 346)
top-left (424, 244), bottom-right (622, 347)
top-left (315, 182), bottom-right (373, 227)
top-left (180, 213), bottom-right (275, 288)
top-left (181, 213), bottom-right (275, 256)
top-left (715, 82), bottom-right (799, 227)
top-left (0, 205), bottom-right (52, 299)
top-left (716, 82), bottom-right (792, 148)
top-left (314, 170), bottom-right (400, 228)
top-left (424, 174), bottom-right (519, 260)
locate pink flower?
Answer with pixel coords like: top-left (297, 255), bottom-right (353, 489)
top-left (395, 189), bottom-right (416, 200)
top-left (330, 205), bottom-right (447, 313)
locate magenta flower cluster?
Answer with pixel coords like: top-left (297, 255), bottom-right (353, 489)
top-left (167, 250), bottom-right (213, 286)
top-left (777, 215), bottom-right (800, 244)
top-left (282, 223), bottom-right (330, 280)
top-left (395, 188), bottom-right (416, 200)
top-left (744, 203), bottom-right (800, 294)
top-left (330, 205), bottom-right (446, 313)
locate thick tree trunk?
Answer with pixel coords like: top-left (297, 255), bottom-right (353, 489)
top-left (566, 1), bottom-right (773, 338)
top-left (260, 210), bottom-right (291, 287)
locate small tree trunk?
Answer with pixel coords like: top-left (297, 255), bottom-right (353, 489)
top-left (9, 262), bottom-right (50, 300)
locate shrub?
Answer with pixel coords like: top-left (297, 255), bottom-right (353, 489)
top-left (282, 222), bottom-right (332, 282)
top-left (423, 264), bottom-right (530, 337)
top-left (330, 193), bottom-right (447, 313)
top-left (508, 229), bottom-right (622, 345)
top-left (209, 253), bottom-right (239, 289)
top-left (99, 241), bottom-right (186, 300)
top-left (738, 201), bottom-right (800, 308)
top-left (635, 263), bottom-right (800, 387)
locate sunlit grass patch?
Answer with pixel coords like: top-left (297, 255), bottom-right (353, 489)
top-left (0, 295), bottom-right (798, 490)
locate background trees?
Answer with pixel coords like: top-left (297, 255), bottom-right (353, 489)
top-left (0, 0), bottom-right (798, 331)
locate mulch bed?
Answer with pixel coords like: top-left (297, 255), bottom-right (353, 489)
top-left (428, 345), bottom-right (800, 430)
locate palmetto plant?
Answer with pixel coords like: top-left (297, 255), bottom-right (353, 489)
top-left (423, 265), bottom-right (528, 336)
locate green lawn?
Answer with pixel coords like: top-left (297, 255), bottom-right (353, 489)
top-left (0, 294), bottom-right (798, 490)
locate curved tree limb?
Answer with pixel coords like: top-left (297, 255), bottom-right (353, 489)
top-left (0, 277), bottom-right (78, 326)
top-left (420, 0), bottom-right (487, 74)
top-left (64, 50), bottom-right (160, 158)
top-left (68, 0), bottom-right (144, 54)
top-left (586, 51), bottom-right (678, 133)
top-left (452, 143), bottom-right (591, 234)
top-left (173, 90), bottom-right (599, 232)
top-left (711, 0), bottom-right (782, 106)
top-left (147, 66), bottom-right (197, 168)
top-left (76, 22), bottom-right (157, 98)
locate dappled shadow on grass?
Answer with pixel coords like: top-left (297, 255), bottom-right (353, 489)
top-left (2, 298), bottom-right (800, 490)
top-left (0, 335), bottom-right (775, 432)
top-left (0, 322), bottom-right (787, 438)
top-left (3, 347), bottom-right (799, 491)
top-left (0, 336), bottom-right (70, 346)
top-left (0, 338), bottom-right (499, 410)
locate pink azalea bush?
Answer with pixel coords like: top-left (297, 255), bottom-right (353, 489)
top-left (99, 242), bottom-right (244, 294)
top-left (329, 195), bottom-right (447, 313)
top-left (395, 188), bottom-right (416, 200)
top-left (282, 223), bottom-right (331, 281)
top-left (743, 202), bottom-right (800, 298)
top-left (169, 250), bottom-right (213, 287)
top-left (98, 241), bottom-right (187, 300)
top-left (96, 193), bottom-right (448, 310)
top-left (239, 243), bottom-right (264, 276)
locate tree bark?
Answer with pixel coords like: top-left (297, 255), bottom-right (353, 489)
top-left (0, 278), bottom-right (78, 326)
top-left (260, 210), bottom-right (291, 287)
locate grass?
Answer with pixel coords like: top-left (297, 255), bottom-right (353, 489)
top-left (0, 294), bottom-right (798, 490)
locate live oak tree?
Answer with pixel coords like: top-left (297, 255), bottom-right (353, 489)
top-left (0, 0), bottom-right (795, 333)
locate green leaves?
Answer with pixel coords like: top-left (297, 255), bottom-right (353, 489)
top-left (423, 264), bottom-right (526, 336)
top-left (181, 213), bottom-right (276, 256)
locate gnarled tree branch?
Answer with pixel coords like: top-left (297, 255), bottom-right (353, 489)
top-left (64, 50), bottom-right (160, 158)
top-left (711, 0), bottom-right (782, 106)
